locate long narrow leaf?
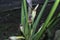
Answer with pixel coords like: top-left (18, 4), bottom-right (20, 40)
top-left (48, 13), bottom-right (60, 30)
top-left (47, 17), bottom-right (56, 28)
top-left (49, 19), bottom-right (60, 30)
top-left (23, 0), bottom-right (28, 36)
top-left (47, 13), bottom-right (60, 28)
top-left (32, 23), bottom-right (44, 40)
top-left (21, 2), bottom-right (26, 35)
top-left (33, 0), bottom-right (59, 40)
top-left (21, 3), bottom-right (25, 26)
top-left (32, 13), bottom-right (60, 40)
top-left (31, 0), bottom-right (48, 35)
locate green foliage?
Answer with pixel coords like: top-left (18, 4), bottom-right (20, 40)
top-left (19, 0), bottom-right (60, 40)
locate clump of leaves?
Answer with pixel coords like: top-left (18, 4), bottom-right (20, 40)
top-left (16, 0), bottom-right (60, 40)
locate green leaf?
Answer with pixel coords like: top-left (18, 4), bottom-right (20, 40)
top-left (32, 23), bottom-right (44, 39)
top-left (21, 3), bottom-right (25, 25)
top-left (21, 2), bottom-right (26, 36)
top-left (23, 0), bottom-right (28, 35)
top-left (31, 0), bottom-right (48, 35)
top-left (49, 19), bottom-right (60, 30)
top-left (47, 13), bottom-right (60, 28)
top-left (43, 0), bottom-right (59, 29)
top-left (33, 0), bottom-right (59, 40)
top-left (47, 17), bottom-right (56, 28)
top-left (32, 13), bottom-right (60, 40)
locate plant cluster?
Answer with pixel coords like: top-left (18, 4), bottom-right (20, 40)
top-left (10, 0), bottom-right (60, 40)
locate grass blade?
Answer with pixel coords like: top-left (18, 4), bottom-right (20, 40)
top-left (33, 0), bottom-right (59, 40)
top-left (21, 2), bottom-right (26, 35)
top-left (49, 13), bottom-right (60, 30)
top-left (21, 3), bottom-right (25, 25)
top-left (23, 0), bottom-right (29, 36)
top-left (31, 0), bottom-right (48, 35)
top-left (47, 13), bottom-right (60, 28)
top-left (32, 13), bottom-right (60, 40)
top-left (49, 19), bottom-right (60, 30)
